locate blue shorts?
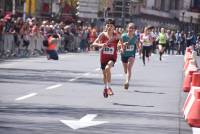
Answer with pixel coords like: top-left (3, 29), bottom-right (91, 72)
top-left (47, 50), bottom-right (58, 60)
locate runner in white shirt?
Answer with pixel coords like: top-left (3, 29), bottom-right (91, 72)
top-left (140, 26), bottom-right (153, 65)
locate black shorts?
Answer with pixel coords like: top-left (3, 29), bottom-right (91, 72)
top-left (101, 59), bottom-right (116, 70)
top-left (121, 55), bottom-right (135, 63)
top-left (159, 43), bottom-right (166, 47)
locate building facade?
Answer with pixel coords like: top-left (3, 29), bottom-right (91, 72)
top-left (0, 0), bottom-right (53, 17)
top-left (77, 0), bottom-right (99, 18)
top-left (142, 0), bottom-right (200, 24)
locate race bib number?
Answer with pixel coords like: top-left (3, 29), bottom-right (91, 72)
top-left (103, 47), bottom-right (114, 55)
top-left (125, 45), bottom-right (134, 51)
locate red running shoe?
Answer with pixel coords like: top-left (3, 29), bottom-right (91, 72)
top-left (103, 88), bottom-right (108, 98)
top-left (107, 88), bottom-right (114, 96)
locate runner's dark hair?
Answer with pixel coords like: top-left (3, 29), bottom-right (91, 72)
top-left (106, 19), bottom-right (115, 26)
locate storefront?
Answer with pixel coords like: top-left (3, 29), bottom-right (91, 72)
top-left (191, 0), bottom-right (200, 12)
top-left (0, 0), bottom-right (76, 20)
top-left (0, 0), bottom-right (24, 16)
top-left (36, 0), bottom-right (52, 17)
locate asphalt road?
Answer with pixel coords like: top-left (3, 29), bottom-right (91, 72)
top-left (0, 52), bottom-right (193, 134)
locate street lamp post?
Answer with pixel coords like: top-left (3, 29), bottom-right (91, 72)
top-left (190, 16), bottom-right (193, 31)
top-left (121, 0), bottom-right (125, 28)
top-left (12, 0), bottom-right (16, 15)
top-left (23, 0), bottom-right (26, 21)
top-left (182, 11), bottom-right (185, 31)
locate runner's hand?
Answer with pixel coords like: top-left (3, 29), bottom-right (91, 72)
top-left (120, 48), bottom-right (124, 54)
top-left (102, 43), bottom-right (108, 48)
top-left (123, 42), bottom-right (129, 46)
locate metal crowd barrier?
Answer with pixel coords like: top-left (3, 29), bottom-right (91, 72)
top-left (0, 33), bottom-right (81, 59)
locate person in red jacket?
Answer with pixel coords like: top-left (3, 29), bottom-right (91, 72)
top-left (46, 34), bottom-right (59, 60)
top-left (92, 19), bottom-right (119, 98)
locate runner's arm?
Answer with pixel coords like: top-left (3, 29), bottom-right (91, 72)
top-left (92, 32), bottom-right (106, 47)
top-left (136, 39), bottom-right (140, 50)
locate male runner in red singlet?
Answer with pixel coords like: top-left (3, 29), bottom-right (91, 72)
top-left (92, 19), bottom-right (119, 98)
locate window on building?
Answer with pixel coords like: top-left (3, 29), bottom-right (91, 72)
top-left (175, 0), bottom-right (180, 10)
top-left (5, 0), bottom-right (12, 12)
top-left (16, 0), bottom-right (24, 14)
top-left (36, 0), bottom-right (51, 16)
top-left (194, 0), bottom-right (200, 8)
top-left (0, 0), bottom-right (3, 11)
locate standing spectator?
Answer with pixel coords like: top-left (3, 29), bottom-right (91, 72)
top-left (186, 32), bottom-right (192, 47)
top-left (0, 19), bottom-right (4, 56)
top-left (165, 30), bottom-right (171, 54)
top-left (151, 28), bottom-right (158, 54)
top-left (191, 31), bottom-right (197, 50)
top-left (3, 15), bottom-right (14, 55)
top-left (88, 27), bottom-right (97, 51)
top-left (80, 27), bottom-right (89, 52)
top-left (168, 31), bottom-right (176, 55)
top-left (63, 25), bottom-right (73, 52)
top-left (179, 32), bottom-right (186, 55)
top-left (175, 31), bottom-right (181, 54)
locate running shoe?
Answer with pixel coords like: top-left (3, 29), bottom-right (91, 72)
top-left (107, 88), bottom-right (114, 96)
top-left (159, 55), bottom-right (162, 61)
top-left (103, 88), bottom-right (108, 98)
top-left (124, 82), bottom-right (129, 90)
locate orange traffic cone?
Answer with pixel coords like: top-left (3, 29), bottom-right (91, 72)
top-left (186, 47), bottom-right (192, 53)
top-left (191, 73), bottom-right (200, 87)
top-left (185, 60), bottom-right (198, 77)
top-left (183, 70), bottom-right (197, 92)
top-left (184, 47), bottom-right (192, 63)
top-left (186, 89), bottom-right (200, 127)
top-left (183, 86), bottom-right (200, 117)
top-left (184, 58), bottom-right (192, 71)
top-left (183, 73), bottom-right (200, 114)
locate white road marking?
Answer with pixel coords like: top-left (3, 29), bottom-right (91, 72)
top-left (95, 68), bottom-right (101, 71)
top-left (69, 68), bottom-right (100, 82)
top-left (84, 73), bottom-right (90, 76)
top-left (0, 107), bottom-right (8, 109)
top-left (60, 114), bottom-right (108, 130)
top-left (0, 63), bottom-right (16, 67)
top-left (46, 84), bottom-right (63, 90)
top-left (15, 93), bottom-right (38, 101)
top-left (192, 127), bottom-right (200, 134)
top-left (69, 76), bottom-right (82, 82)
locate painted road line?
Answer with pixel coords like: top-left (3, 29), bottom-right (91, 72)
top-left (69, 72), bottom-right (91, 82)
top-left (60, 114), bottom-right (108, 130)
top-left (69, 76), bottom-right (82, 82)
top-left (68, 68), bottom-right (102, 82)
top-left (46, 84), bottom-right (63, 90)
top-left (192, 127), bottom-right (200, 134)
top-left (15, 93), bottom-right (38, 101)
top-left (95, 68), bottom-right (101, 71)
top-left (0, 63), bottom-right (17, 67)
